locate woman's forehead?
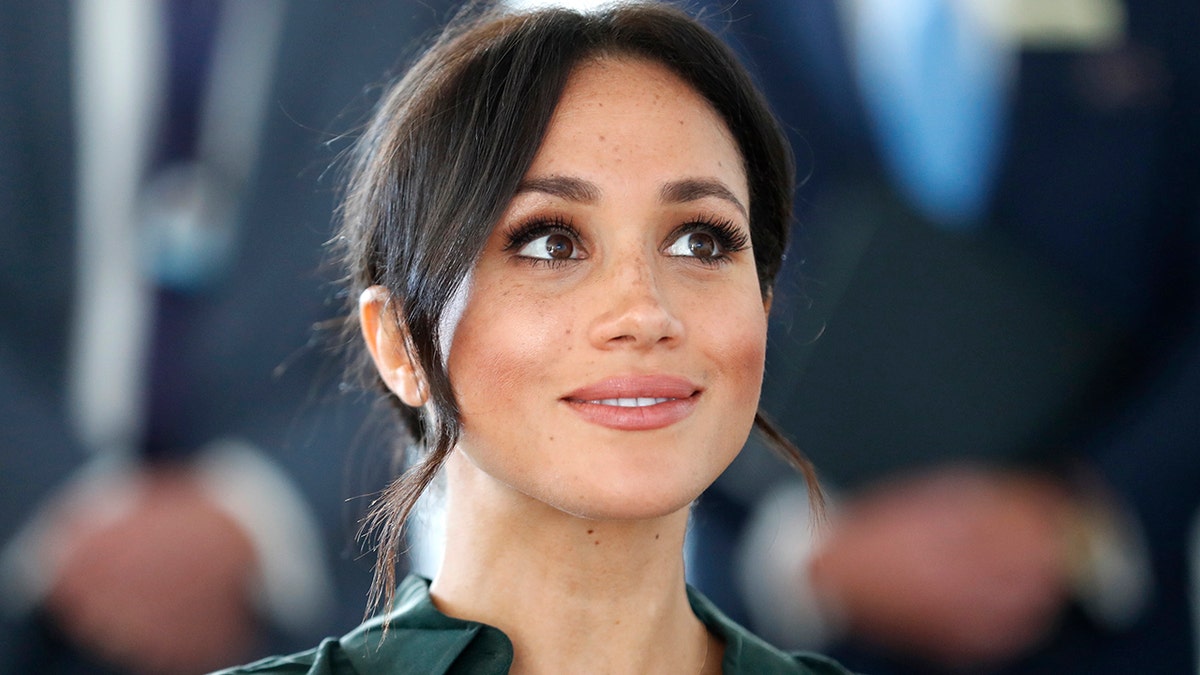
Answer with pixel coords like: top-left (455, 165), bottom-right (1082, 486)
top-left (527, 56), bottom-right (748, 199)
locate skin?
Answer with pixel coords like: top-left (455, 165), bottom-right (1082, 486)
top-left (42, 469), bottom-right (259, 674)
top-left (810, 467), bottom-right (1072, 668)
top-left (362, 56), bottom-right (768, 675)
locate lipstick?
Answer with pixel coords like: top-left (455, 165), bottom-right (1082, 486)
top-left (562, 375), bottom-right (700, 431)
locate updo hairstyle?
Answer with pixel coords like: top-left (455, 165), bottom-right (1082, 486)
top-left (334, 0), bottom-right (816, 615)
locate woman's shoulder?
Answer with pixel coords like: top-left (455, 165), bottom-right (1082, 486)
top-left (686, 585), bottom-right (854, 675)
top-left (215, 577), bottom-right (853, 675)
top-left (212, 575), bottom-right (510, 675)
top-left (788, 652), bottom-right (857, 675)
top-left (212, 640), bottom-right (850, 675)
top-left (211, 637), bottom-right (355, 675)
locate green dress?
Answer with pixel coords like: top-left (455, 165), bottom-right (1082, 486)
top-left (216, 575), bottom-right (850, 675)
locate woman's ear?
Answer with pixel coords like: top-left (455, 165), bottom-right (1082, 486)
top-left (359, 286), bottom-right (428, 407)
top-left (763, 287), bottom-right (773, 316)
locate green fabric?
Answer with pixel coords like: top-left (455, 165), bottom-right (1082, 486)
top-left (215, 575), bottom-right (851, 675)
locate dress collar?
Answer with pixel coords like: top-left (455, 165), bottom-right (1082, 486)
top-left (336, 574), bottom-right (805, 675)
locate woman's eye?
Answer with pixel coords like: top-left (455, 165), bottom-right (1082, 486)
top-left (665, 231), bottom-right (722, 259)
top-left (517, 232), bottom-right (579, 260)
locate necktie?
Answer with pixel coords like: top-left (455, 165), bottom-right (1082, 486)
top-left (136, 0), bottom-right (223, 460)
top-left (852, 0), bottom-right (1013, 229)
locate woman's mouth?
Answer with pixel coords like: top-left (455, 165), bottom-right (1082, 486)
top-left (584, 397), bottom-right (676, 407)
top-left (563, 376), bottom-right (701, 430)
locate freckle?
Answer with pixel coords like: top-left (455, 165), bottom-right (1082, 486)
top-left (587, 529), bottom-right (594, 534)
top-left (598, 135), bottom-right (605, 142)
top-left (655, 534), bottom-right (660, 540)
top-left (594, 540), bottom-right (600, 545)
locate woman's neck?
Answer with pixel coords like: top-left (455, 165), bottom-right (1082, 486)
top-left (429, 452), bottom-right (718, 675)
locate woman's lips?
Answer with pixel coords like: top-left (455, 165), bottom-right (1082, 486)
top-left (562, 376), bottom-right (701, 431)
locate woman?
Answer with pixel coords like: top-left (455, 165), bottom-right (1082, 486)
top-left (220, 2), bottom-right (847, 673)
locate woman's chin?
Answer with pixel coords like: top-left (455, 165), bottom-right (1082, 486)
top-left (535, 476), bottom-right (705, 524)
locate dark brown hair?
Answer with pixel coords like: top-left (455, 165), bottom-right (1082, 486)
top-left (335, 0), bottom-right (819, 617)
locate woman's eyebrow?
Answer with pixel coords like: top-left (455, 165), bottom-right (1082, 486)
top-left (660, 178), bottom-right (747, 218)
top-left (515, 175), bottom-right (747, 218)
top-left (516, 175), bottom-right (601, 203)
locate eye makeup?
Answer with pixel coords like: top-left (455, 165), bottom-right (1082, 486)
top-left (502, 215), bottom-right (586, 268)
top-left (666, 213), bottom-right (749, 253)
top-left (499, 210), bottom-right (750, 268)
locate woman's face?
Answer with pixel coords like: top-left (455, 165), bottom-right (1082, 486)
top-left (445, 57), bottom-right (768, 521)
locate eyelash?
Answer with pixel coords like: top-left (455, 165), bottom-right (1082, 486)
top-left (666, 214), bottom-right (749, 267)
top-left (502, 216), bottom-right (584, 269)
top-left (501, 213), bottom-right (750, 268)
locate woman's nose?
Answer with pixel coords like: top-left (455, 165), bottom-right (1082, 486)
top-left (587, 255), bottom-right (684, 349)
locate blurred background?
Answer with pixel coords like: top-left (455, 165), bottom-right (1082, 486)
top-left (684, 1), bottom-right (1200, 674)
top-left (1, 1), bottom-right (1196, 674)
top-left (0, 2), bottom-right (453, 672)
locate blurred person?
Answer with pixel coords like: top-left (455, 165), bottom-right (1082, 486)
top-left (0, 2), bottom-right (449, 672)
top-left (684, 0), bottom-right (1200, 673)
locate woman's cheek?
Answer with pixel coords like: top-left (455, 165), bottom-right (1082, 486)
top-left (715, 301), bottom-right (768, 401)
top-left (449, 285), bottom-right (574, 415)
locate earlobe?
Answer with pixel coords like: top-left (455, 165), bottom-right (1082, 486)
top-left (359, 286), bottom-right (429, 407)
top-left (763, 287), bottom-right (773, 316)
